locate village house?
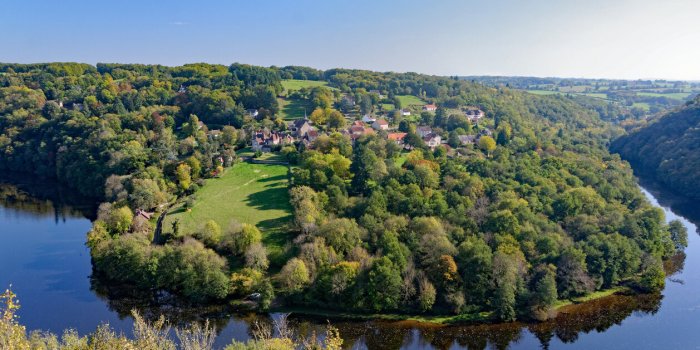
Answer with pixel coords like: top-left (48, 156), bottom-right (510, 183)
top-left (252, 129), bottom-right (294, 152)
top-left (348, 120), bottom-right (374, 142)
top-left (465, 108), bottom-right (485, 123)
top-left (361, 114), bottom-right (376, 123)
top-left (197, 121), bottom-right (205, 130)
top-left (417, 126), bottom-right (433, 138)
top-left (207, 129), bottom-right (222, 140)
top-left (387, 132), bottom-right (407, 146)
top-left (458, 134), bottom-right (477, 145)
top-left (423, 133), bottom-right (442, 149)
top-left (423, 104), bottom-right (437, 112)
top-left (246, 109), bottom-right (259, 119)
top-left (372, 118), bottom-right (389, 131)
top-left (135, 209), bottom-right (153, 220)
top-left (479, 128), bottom-right (493, 137)
top-left (401, 109), bottom-right (412, 116)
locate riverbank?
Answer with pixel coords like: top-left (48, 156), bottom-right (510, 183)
top-left (274, 286), bottom-right (630, 326)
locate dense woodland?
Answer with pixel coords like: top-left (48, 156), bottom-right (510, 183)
top-left (612, 96), bottom-right (700, 199)
top-left (0, 62), bottom-right (686, 322)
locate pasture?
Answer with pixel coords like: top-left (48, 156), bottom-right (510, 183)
top-left (164, 162), bottom-right (292, 257)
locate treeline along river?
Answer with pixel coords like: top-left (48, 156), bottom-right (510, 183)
top-left (1, 173), bottom-right (699, 349)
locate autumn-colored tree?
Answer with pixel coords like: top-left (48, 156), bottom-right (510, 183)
top-left (176, 163), bottom-right (192, 190)
top-left (478, 135), bottom-right (496, 156)
top-left (310, 107), bottom-right (328, 126)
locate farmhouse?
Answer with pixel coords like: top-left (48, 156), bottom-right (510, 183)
top-left (465, 108), bottom-right (485, 123)
top-left (458, 134), bottom-right (477, 145)
top-left (423, 104), bottom-right (437, 112)
top-left (480, 128), bottom-right (493, 137)
top-left (372, 118), bottom-right (389, 131)
top-left (387, 132), bottom-right (407, 145)
top-left (252, 130), bottom-right (294, 152)
top-left (417, 126), bottom-right (433, 138)
top-left (135, 209), bottom-right (153, 220)
top-left (423, 133), bottom-right (442, 149)
top-left (348, 121), bottom-right (374, 141)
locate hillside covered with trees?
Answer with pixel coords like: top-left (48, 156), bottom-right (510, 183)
top-left (0, 62), bottom-right (685, 323)
top-left (612, 96), bottom-right (700, 199)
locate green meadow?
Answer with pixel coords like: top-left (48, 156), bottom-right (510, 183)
top-left (164, 162), bottom-right (292, 257)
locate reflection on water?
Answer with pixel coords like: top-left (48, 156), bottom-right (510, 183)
top-left (0, 174), bottom-right (96, 220)
top-left (1, 174), bottom-right (699, 349)
top-left (277, 292), bottom-right (663, 350)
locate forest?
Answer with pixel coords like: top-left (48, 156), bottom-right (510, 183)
top-left (0, 62), bottom-right (686, 322)
top-left (612, 96), bottom-right (700, 199)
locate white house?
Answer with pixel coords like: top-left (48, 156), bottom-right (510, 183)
top-left (423, 133), bottom-right (442, 149)
top-left (372, 118), bottom-right (389, 131)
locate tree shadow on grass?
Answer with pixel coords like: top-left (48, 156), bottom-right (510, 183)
top-left (257, 174), bottom-right (287, 183)
top-left (259, 216), bottom-right (295, 269)
top-left (258, 216), bottom-right (294, 238)
top-left (245, 187), bottom-right (292, 212)
top-left (169, 206), bottom-right (187, 215)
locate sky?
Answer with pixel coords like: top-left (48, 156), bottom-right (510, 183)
top-left (2, 0), bottom-right (700, 80)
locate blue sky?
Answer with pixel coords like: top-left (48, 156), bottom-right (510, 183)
top-left (2, 0), bottom-right (699, 80)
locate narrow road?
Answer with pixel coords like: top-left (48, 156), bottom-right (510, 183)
top-left (152, 205), bottom-right (169, 244)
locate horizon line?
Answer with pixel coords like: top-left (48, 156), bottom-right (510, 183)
top-left (1, 60), bottom-right (699, 83)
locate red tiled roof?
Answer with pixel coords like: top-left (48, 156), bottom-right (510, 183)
top-left (387, 132), bottom-right (407, 141)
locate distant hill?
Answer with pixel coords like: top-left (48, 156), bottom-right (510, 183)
top-left (467, 76), bottom-right (700, 118)
top-left (612, 96), bottom-right (700, 198)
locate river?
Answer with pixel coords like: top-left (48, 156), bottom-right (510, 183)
top-left (1, 176), bottom-right (698, 349)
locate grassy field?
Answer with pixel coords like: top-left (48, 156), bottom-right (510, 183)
top-left (636, 91), bottom-right (694, 100)
top-left (381, 103), bottom-right (395, 111)
top-left (395, 152), bottom-right (409, 167)
top-left (281, 79), bottom-right (333, 92)
top-left (255, 152), bottom-right (286, 162)
top-left (164, 162), bottom-right (292, 257)
top-left (277, 97), bottom-right (311, 120)
top-left (527, 90), bottom-right (613, 102)
top-left (553, 286), bottom-right (627, 309)
top-left (528, 89), bottom-right (696, 102)
top-left (396, 95), bottom-right (426, 106)
top-left (632, 102), bottom-right (651, 111)
top-left (526, 90), bottom-right (561, 95)
top-left (580, 92), bottom-right (609, 99)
